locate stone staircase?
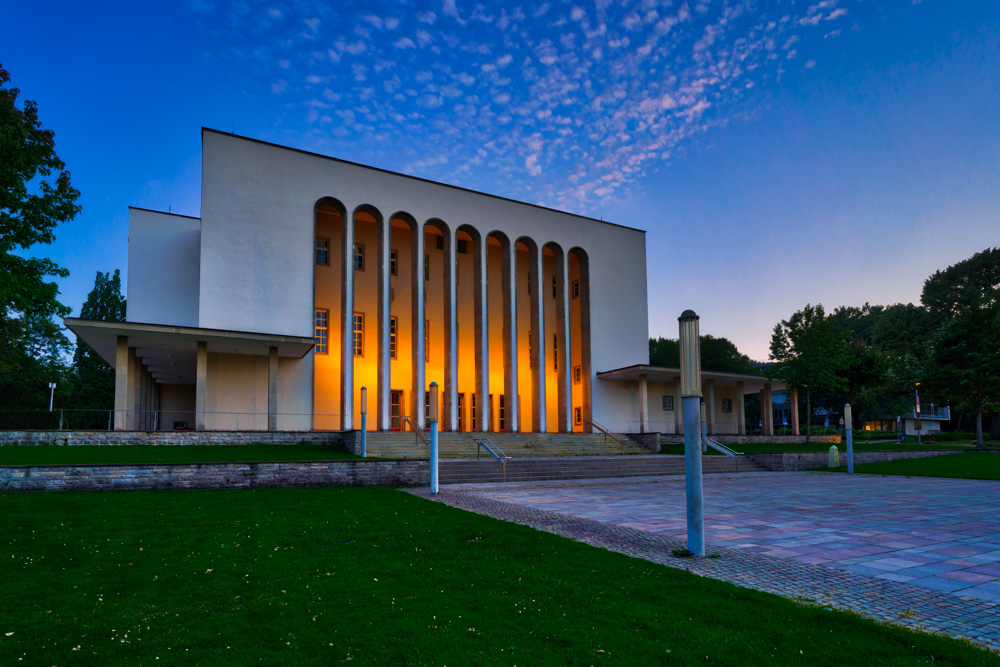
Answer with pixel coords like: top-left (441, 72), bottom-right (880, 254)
top-left (363, 431), bottom-right (651, 459)
top-left (439, 454), bottom-right (771, 484)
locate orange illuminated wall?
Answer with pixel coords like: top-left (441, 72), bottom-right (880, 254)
top-left (455, 228), bottom-right (477, 430)
top-left (543, 245), bottom-right (560, 433)
top-left (569, 251), bottom-right (583, 432)
top-left (352, 210), bottom-right (379, 430)
top-left (515, 242), bottom-right (533, 432)
top-left (314, 201), bottom-right (343, 430)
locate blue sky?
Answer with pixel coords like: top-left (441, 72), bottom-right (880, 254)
top-left (3, 0), bottom-right (998, 361)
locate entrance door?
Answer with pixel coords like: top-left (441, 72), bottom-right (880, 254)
top-left (457, 393), bottom-right (465, 432)
top-left (390, 390), bottom-right (403, 431)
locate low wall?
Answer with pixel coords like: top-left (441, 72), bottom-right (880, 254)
top-left (657, 434), bottom-right (842, 445)
top-left (0, 458), bottom-right (427, 492)
top-left (746, 449), bottom-right (960, 472)
top-left (0, 430), bottom-right (356, 447)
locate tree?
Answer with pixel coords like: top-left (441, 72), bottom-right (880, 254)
top-left (829, 303), bottom-right (886, 428)
top-left (649, 334), bottom-right (757, 373)
top-left (1, 62), bottom-right (81, 375)
top-left (69, 270), bottom-right (126, 428)
top-left (769, 304), bottom-right (849, 443)
top-left (921, 248), bottom-right (1000, 447)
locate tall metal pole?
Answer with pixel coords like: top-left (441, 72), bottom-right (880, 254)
top-left (360, 386), bottom-right (368, 458)
top-left (679, 310), bottom-right (704, 557)
top-left (844, 403), bottom-right (854, 474)
top-left (700, 400), bottom-right (707, 453)
top-left (429, 382), bottom-right (439, 494)
top-left (915, 384), bottom-right (922, 447)
top-left (48, 382), bottom-right (56, 412)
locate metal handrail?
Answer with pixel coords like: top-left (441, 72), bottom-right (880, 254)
top-left (584, 419), bottom-right (628, 455)
top-left (703, 436), bottom-right (743, 473)
top-left (401, 416), bottom-right (429, 445)
top-left (475, 438), bottom-right (510, 481)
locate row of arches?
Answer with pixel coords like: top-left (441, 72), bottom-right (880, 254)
top-left (313, 197), bottom-right (591, 433)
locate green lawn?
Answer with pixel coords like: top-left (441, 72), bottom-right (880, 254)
top-left (658, 442), bottom-right (972, 455)
top-left (0, 444), bottom-right (359, 466)
top-left (1, 488), bottom-right (996, 665)
top-left (830, 452), bottom-right (1000, 481)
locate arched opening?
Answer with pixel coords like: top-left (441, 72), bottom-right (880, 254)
top-left (515, 237), bottom-right (543, 433)
top-left (313, 197), bottom-right (347, 430)
top-left (424, 219), bottom-right (453, 430)
top-left (455, 224), bottom-right (485, 431)
top-left (386, 212), bottom-right (419, 432)
top-left (542, 242), bottom-right (568, 432)
top-left (486, 231), bottom-right (516, 432)
top-left (569, 247), bottom-right (592, 432)
top-left (352, 205), bottom-right (383, 431)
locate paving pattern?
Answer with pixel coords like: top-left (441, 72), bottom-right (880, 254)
top-left (408, 472), bottom-right (1000, 651)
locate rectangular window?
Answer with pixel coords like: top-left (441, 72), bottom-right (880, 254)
top-left (457, 239), bottom-right (468, 254)
top-left (424, 254), bottom-right (430, 281)
top-left (528, 330), bottom-right (532, 360)
top-left (352, 312), bottom-right (364, 356)
top-left (315, 237), bottom-right (330, 266)
top-left (353, 243), bottom-right (365, 271)
top-left (662, 395), bottom-right (674, 411)
top-left (314, 309), bottom-right (329, 354)
top-left (527, 278), bottom-right (531, 295)
top-left (574, 406), bottom-right (582, 425)
top-left (458, 393), bottom-right (465, 432)
top-left (572, 280), bottom-right (580, 299)
top-left (436, 235), bottom-right (444, 250)
top-left (471, 393), bottom-right (476, 429)
top-left (499, 395), bottom-right (505, 432)
top-left (573, 365), bottom-right (582, 385)
top-left (390, 249), bottom-right (398, 276)
top-left (553, 334), bottom-right (558, 371)
top-left (390, 317), bottom-right (398, 360)
top-left (722, 398), bottom-right (733, 413)
top-left (552, 276), bottom-right (557, 299)
top-left (425, 320), bottom-right (430, 359)
top-left (425, 391), bottom-right (430, 425)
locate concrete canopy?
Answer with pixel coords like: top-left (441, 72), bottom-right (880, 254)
top-left (66, 318), bottom-right (315, 385)
top-left (596, 364), bottom-right (785, 394)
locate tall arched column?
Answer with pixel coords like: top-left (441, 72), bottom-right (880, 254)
top-left (529, 242), bottom-right (546, 433)
top-left (444, 227), bottom-right (458, 431)
top-left (340, 206), bottom-right (356, 431)
top-left (474, 234), bottom-right (489, 432)
top-left (556, 250), bottom-right (571, 432)
top-left (500, 237), bottom-right (519, 432)
top-left (570, 248), bottom-right (592, 431)
top-left (411, 226), bottom-right (426, 429)
top-left (377, 215), bottom-right (391, 431)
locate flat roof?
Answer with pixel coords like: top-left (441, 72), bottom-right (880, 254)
top-left (66, 318), bottom-right (315, 385)
top-left (597, 364), bottom-right (785, 392)
top-left (203, 127), bottom-right (646, 235)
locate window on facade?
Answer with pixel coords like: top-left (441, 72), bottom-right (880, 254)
top-left (353, 244), bottom-right (365, 271)
top-left (722, 398), bottom-right (733, 413)
top-left (314, 309), bottom-right (329, 354)
top-left (436, 235), bottom-right (444, 250)
top-left (390, 249), bottom-right (398, 276)
top-left (352, 312), bottom-right (364, 356)
top-left (457, 239), bottom-right (468, 254)
top-left (425, 391), bottom-right (430, 425)
top-left (574, 407), bottom-right (582, 425)
top-left (424, 254), bottom-right (430, 281)
top-left (425, 320), bottom-right (430, 359)
top-left (553, 334), bottom-right (558, 371)
top-left (499, 395), bottom-right (506, 432)
top-left (315, 238), bottom-right (330, 266)
top-left (572, 280), bottom-right (580, 299)
top-left (527, 278), bottom-right (531, 295)
top-left (573, 365), bottom-right (582, 384)
top-left (458, 393), bottom-right (465, 431)
top-left (390, 317), bottom-right (398, 360)
top-left (552, 276), bottom-right (557, 299)
top-left (662, 395), bottom-right (674, 411)
top-left (528, 330), bottom-right (532, 360)
top-left (471, 393), bottom-right (476, 428)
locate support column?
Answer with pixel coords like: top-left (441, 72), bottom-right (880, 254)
top-left (736, 381), bottom-right (746, 436)
top-left (705, 379), bottom-right (716, 436)
top-left (502, 241), bottom-right (519, 432)
top-left (445, 230), bottom-right (458, 432)
top-left (114, 336), bottom-right (128, 430)
top-left (673, 377), bottom-right (682, 435)
top-left (530, 244), bottom-right (546, 433)
top-left (126, 347), bottom-right (139, 430)
top-left (790, 388), bottom-right (800, 436)
top-left (762, 383), bottom-right (773, 436)
top-left (556, 251), bottom-right (571, 432)
top-left (137, 364), bottom-right (146, 430)
top-left (196, 341), bottom-right (207, 431)
top-left (412, 227), bottom-right (426, 430)
top-left (268, 346), bottom-right (278, 431)
top-left (474, 235), bottom-right (489, 432)
top-left (637, 373), bottom-right (648, 434)
top-left (377, 216), bottom-right (391, 431)
top-left (341, 209), bottom-right (356, 430)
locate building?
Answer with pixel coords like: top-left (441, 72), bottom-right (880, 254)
top-left (67, 129), bottom-right (783, 435)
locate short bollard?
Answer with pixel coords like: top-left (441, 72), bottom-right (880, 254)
top-left (828, 445), bottom-right (839, 468)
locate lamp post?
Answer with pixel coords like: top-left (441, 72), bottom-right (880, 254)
top-left (429, 381), bottom-right (439, 495)
top-left (915, 382), bottom-right (922, 447)
top-left (48, 382), bottom-right (56, 412)
top-left (679, 310), bottom-right (704, 557)
top-left (360, 386), bottom-right (368, 458)
top-left (844, 403), bottom-right (854, 474)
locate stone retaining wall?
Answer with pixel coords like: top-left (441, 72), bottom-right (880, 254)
top-left (0, 459), bottom-right (426, 492)
top-left (0, 430), bottom-right (357, 447)
top-left (657, 433), bottom-right (842, 445)
top-left (746, 449), bottom-right (961, 472)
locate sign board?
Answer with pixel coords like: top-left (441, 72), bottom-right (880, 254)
top-left (783, 417), bottom-right (788, 425)
top-left (824, 418), bottom-right (830, 427)
top-left (914, 419), bottom-right (922, 430)
top-left (838, 417), bottom-right (845, 426)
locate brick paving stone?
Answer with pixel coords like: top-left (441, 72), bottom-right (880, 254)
top-left (406, 472), bottom-right (1000, 652)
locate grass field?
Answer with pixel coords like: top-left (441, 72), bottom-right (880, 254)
top-left (0, 444), bottom-right (359, 466)
top-left (659, 442), bottom-right (972, 455)
top-left (1, 488), bottom-right (997, 665)
top-left (830, 452), bottom-right (1000, 481)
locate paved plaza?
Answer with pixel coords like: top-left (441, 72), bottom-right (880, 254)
top-left (411, 471), bottom-right (1000, 650)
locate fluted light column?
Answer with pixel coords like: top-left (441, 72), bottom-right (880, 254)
top-left (530, 243), bottom-right (546, 433)
top-left (502, 240), bottom-right (519, 432)
top-left (340, 207), bottom-right (356, 431)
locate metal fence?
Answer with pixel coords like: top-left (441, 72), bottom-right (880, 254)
top-left (0, 409), bottom-right (344, 432)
